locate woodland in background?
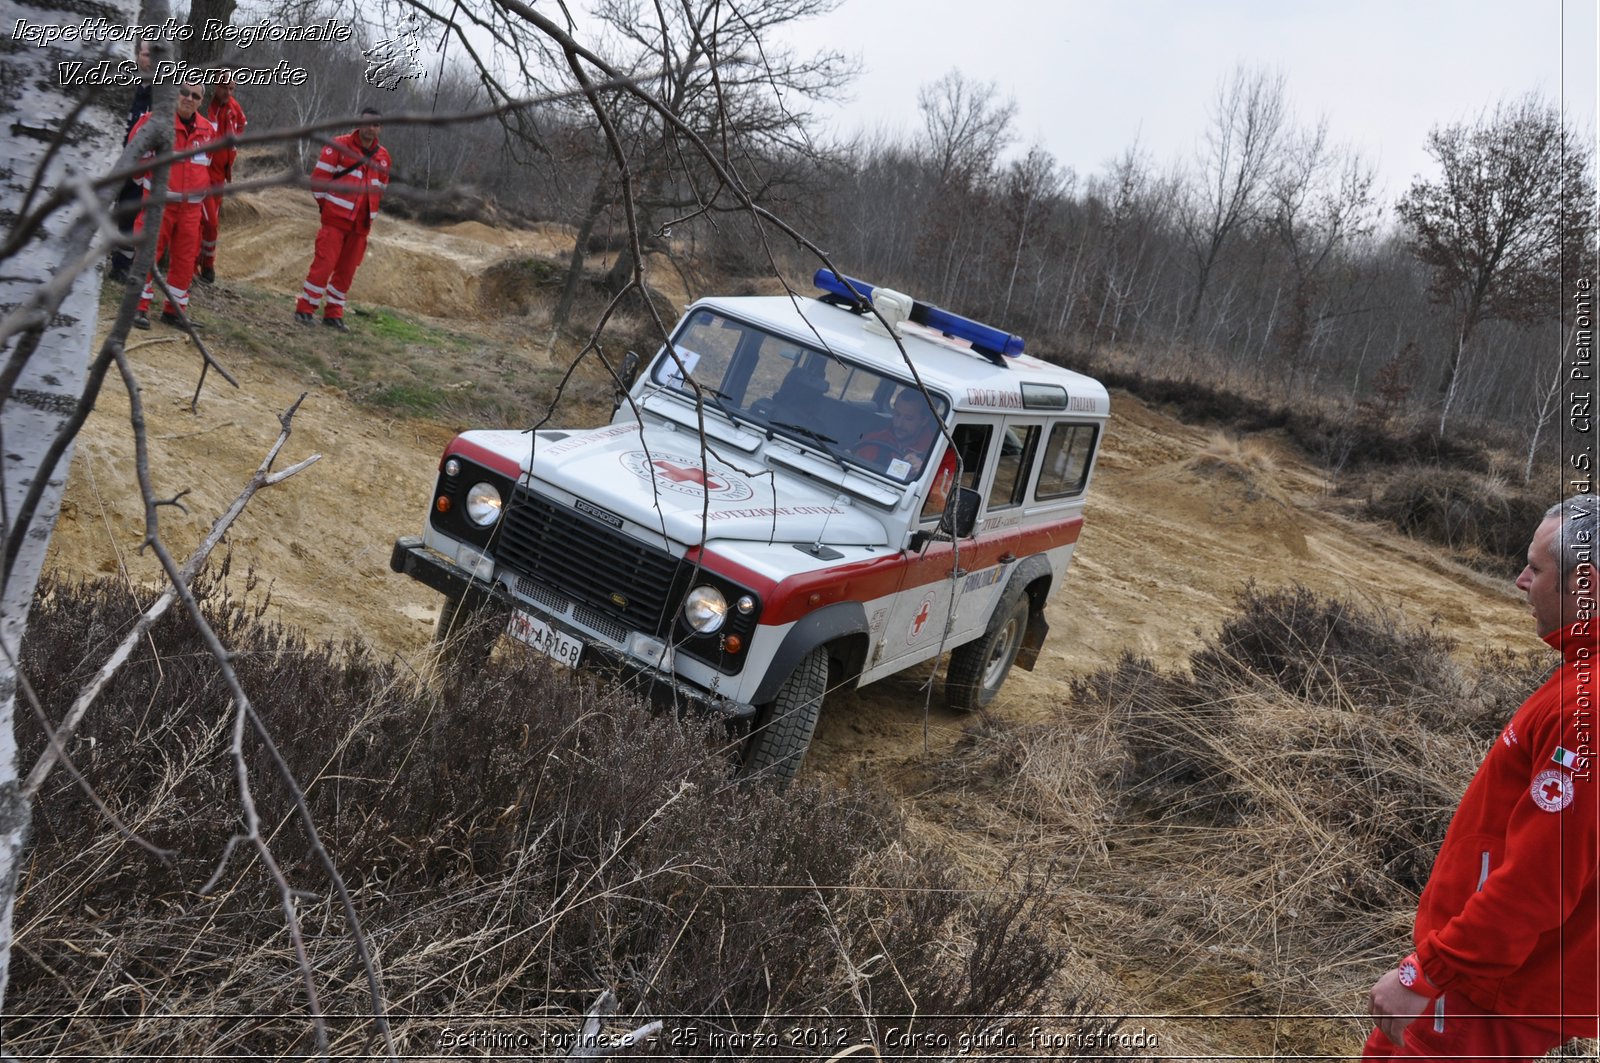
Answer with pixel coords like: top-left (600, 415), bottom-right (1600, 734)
top-left (223, 1), bottom-right (1595, 462)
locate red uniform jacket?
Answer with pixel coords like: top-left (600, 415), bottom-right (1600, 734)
top-left (311, 131), bottom-right (390, 226)
top-left (204, 95), bottom-right (246, 180)
top-left (128, 109), bottom-right (217, 203)
top-left (1414, 619), bottom-right (1600, 1038)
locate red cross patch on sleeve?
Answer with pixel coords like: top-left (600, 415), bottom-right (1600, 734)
top-left (1531, 768), bottom-right (1576, 812)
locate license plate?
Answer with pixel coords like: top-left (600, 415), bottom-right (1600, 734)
top-left (507, 610), bottom-right (582, 669)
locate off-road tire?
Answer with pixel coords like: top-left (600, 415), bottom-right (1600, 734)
top-left (945, 594), bottom-right (1029, 712)
top-left (435, 594), bottom-right (503, 666)
top-left (741, 647), bottom-right (827, 786)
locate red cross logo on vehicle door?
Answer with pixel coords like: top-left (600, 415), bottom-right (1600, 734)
top-left (907, 593), bottom-right (937, 644)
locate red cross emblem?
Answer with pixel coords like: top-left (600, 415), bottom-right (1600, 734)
top-left (652, 459), bottom-right (723, 491)
top-left (908, 594), bottom-right (936, 642)
top-left (1531, 769), bottom-right (1575, 812)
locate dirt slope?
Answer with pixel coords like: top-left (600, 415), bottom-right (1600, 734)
top-left (47, 202), bottom-right (1541, 1056)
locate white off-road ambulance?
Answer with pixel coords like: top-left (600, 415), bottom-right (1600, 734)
top-left (391, 270), bottom-right (1109, 782)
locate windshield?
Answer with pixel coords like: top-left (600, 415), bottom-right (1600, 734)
top-left (650, 307), bottom-right (949, 484)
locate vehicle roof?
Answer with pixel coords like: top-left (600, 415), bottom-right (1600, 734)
top-left (691, 293), bottom-right (1111, 418)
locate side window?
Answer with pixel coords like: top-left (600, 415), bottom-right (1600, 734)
top-left (988, 425), bottom-right (1041, 510)
top-left (1036, 423), bottom-right (1098, 499)
top-left (921, 423), bottom-right (992, 522)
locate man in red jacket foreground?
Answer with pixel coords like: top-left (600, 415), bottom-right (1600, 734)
top-left (294, 108), bottom-right (390, 333)
top-left (1365, 495), bottom-right (1600, 1060)
top-left (128, 77), bottom-right (216, 331)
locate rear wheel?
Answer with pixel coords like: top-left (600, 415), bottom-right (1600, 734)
top-left (741, 647), bottom-right (827, 786)
top-left (946, 594), bottom-right (1029, 712)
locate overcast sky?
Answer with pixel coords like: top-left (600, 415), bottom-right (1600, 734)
top-left (768, 0), bottom-right (1598, 198)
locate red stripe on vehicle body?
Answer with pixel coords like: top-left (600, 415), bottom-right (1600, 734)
top-left (444, 435), bottom-right (523, 480)
top-left (693, 516), bottom-right (1083, 626)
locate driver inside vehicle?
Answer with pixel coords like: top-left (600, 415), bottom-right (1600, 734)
top-left (853, 388), bottom-right (940, 477)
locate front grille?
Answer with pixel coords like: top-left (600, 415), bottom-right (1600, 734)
top-left (516, 576), bottom-right (570, 614)
top-left (573, 605), bottom-right (629, 644)
top-left (496, 487), bottom-right (683, 637)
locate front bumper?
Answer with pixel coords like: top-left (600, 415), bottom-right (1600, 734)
top-left (390, 536), bottom-right (756, 719)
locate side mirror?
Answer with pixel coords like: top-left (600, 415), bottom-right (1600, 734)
top-left (612, 350), bottom-right (643, 414)
top-left (939, 487), bottom-right (981, 539)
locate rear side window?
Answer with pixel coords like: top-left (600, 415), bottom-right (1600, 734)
top-left (1035, 423), bottom-right (1097, 499)
top-left (988, 425), bottom-right (1041, 510)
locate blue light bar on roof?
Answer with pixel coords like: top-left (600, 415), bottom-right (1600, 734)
top-left (813, 269), bottom-right (1025, 362)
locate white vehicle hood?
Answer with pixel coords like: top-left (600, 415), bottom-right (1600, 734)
top-left (464, 425), bottom-right (891, 548)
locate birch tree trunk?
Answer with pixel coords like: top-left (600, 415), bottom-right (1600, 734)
top-left (0, 0), bottom-right (136, 1016)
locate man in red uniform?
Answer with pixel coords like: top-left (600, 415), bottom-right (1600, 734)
top-left (196, 71), bottom-right (246, 285)
top-left (1364, 495), bottom-right (1600, 1060)
top-left (128, 77), bottom-right (216, 331)
top-left (295, 108), bottom-right (391, 332)
top-left (852, 389), bottom-right (939, 479)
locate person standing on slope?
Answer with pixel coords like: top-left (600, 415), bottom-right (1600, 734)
top-left (1364, 495), bottom-right (1600, 1061)
top-left (128, 76), bottom-right (216, 331)
top-left (108, 40), bottom-right (154, 282)
top-left (196, 71), bottom-right (246, 286)
top-left (294, 108), bottom-right (391, 332)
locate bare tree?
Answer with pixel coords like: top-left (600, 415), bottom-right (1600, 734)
top-left (183, 0), bottom-right (238, 63)
top-left (1177, 64), bottom-right (1288, 337)
top-left (917, 68), bottom-right (1016, 187)
top-left (0, 0), bottom-right (142, 1012)
top-left (1397, 94), bottom-right (1594, 433)
top-left (1269, 120), bottom-right (1378, 368)
top-left (999, 144), bottom-right (1066, 318)
top-left (544, 0), bottom-right (854, 332)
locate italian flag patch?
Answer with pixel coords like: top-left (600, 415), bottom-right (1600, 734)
top-left (1552, 746), bottom-right (1588, 771)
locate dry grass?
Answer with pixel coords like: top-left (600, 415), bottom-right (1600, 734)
top-left (10, 570), bottom-right (1114, 1058)
top-left (928, 584), bottom-right (1554, 1058)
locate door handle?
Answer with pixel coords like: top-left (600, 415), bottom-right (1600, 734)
top-left (999, 552), bottom-right (1016, 564)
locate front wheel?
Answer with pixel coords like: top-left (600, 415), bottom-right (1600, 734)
top-left (741, 647), bottom-right (827, 786)
top-left (435, 594), bottom-right (504, 666)
top-left (945, 595), bottom-right (1029, 712)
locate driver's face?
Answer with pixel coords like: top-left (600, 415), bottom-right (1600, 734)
top-left (890, 395), bottom-right (930, 441)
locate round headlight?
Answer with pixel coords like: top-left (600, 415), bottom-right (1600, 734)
top-left (683, 585), bottom-right (728, 633)
top-left (464, 482), bottom-right (503, 526)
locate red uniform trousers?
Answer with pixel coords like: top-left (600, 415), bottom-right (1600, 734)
top-left (295, 213), bottom-right (369, 321)
top-left (198, 188), bottom-right (222, 270)
top-left (1361, 997), bottom-right (1564, 1063)
top-left (135, 201), bottom-right (203, 316)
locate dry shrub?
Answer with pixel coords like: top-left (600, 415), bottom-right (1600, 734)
top-left (11, 572), bottom-right (1087, 1058)
top-left (1192, 583), bottom-right (1466, 718)
top-left (1081, 365), bottom-right (1491, 473)
top-left (1366, 465), bottom-right (1548, 572)
top-left (1071, 652), bottom-right (1250, 825)
top-left (1193, 432), bottom-right (1277, 478)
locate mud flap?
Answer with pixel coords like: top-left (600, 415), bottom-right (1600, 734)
top-left (1015, 609), bottom-right (1048, 671)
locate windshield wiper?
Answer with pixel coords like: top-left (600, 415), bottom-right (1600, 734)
top-left (769, 420), bottom-right (847, 468)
